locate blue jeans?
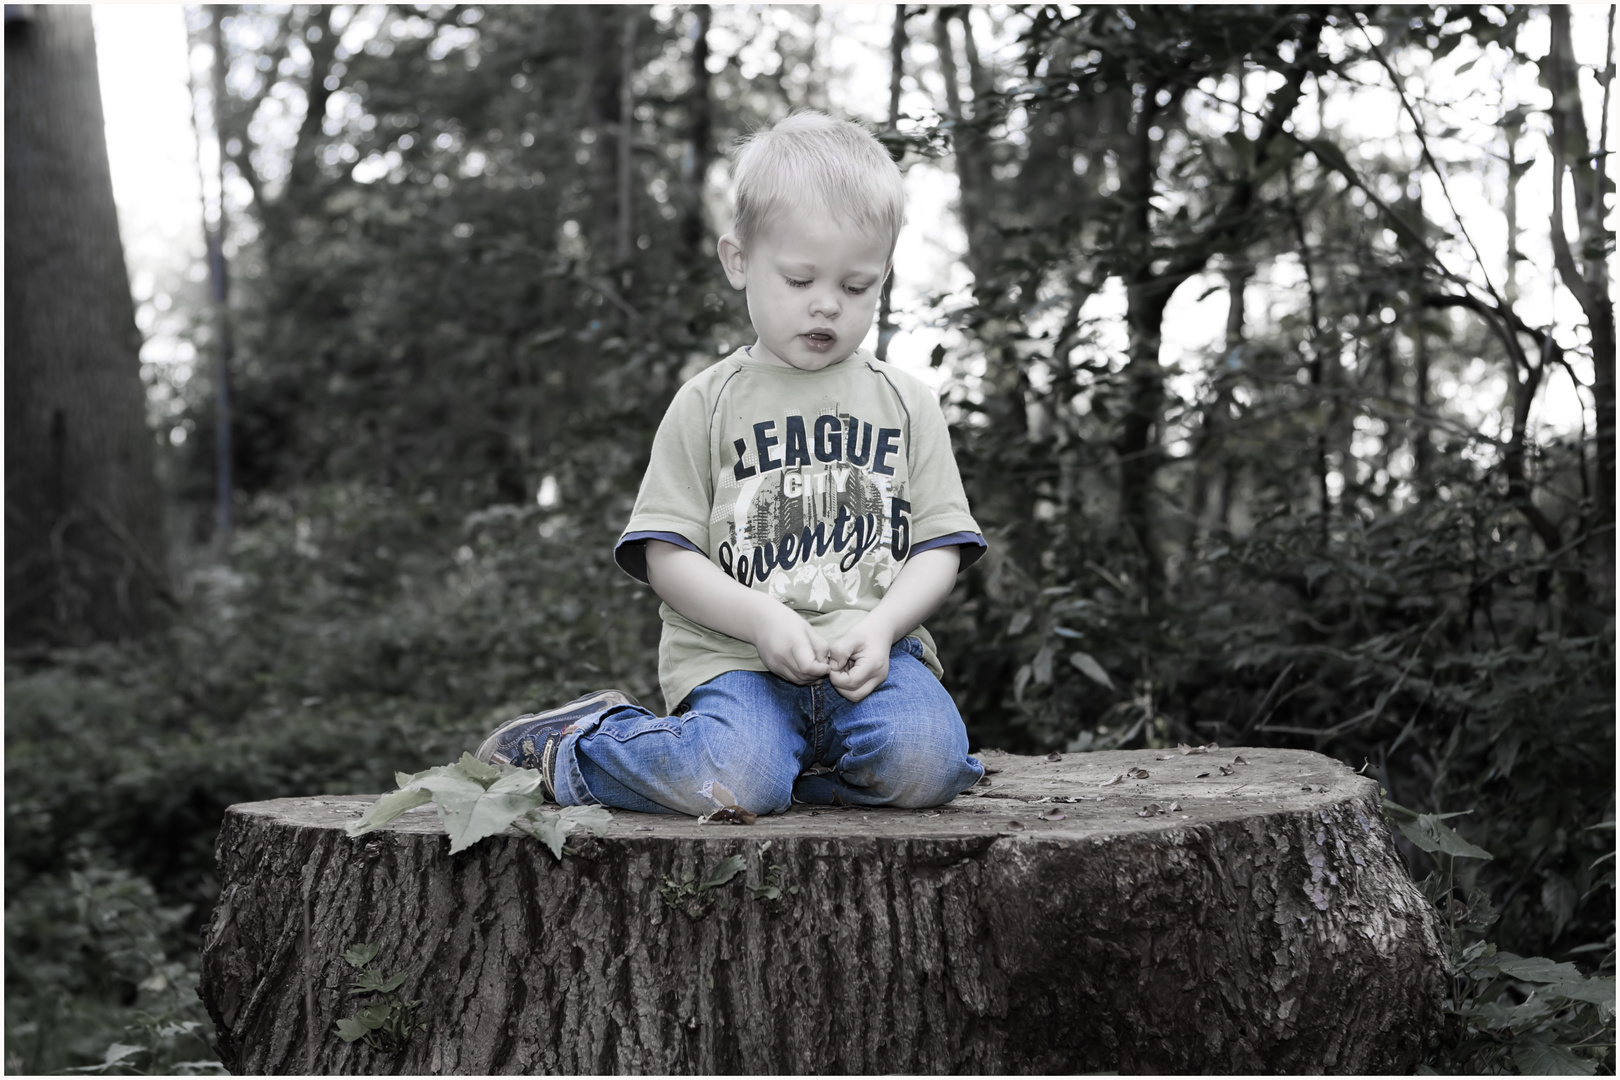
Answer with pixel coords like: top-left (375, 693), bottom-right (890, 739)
top-left (552, 637), bottom-right (983, 815)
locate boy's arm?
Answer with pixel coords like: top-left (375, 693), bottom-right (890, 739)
top-left (644, 539), bottom-right (832, 685)
top-left (827, 545), bottom-right (960, 703)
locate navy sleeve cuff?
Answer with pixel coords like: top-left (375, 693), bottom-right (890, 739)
top-left (614, 531), bottom-right (703, 583)
top-left (911, 530), bottom-right (987, 571)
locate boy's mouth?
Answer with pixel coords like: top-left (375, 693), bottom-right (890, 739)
top-left (800, 329), bottom-right (837, 352)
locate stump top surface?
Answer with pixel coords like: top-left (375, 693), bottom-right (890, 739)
top-left (235, 746), bottom-right (1377, 841)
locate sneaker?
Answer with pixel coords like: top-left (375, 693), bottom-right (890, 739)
top-left (474, 690), bottom-right (640, 799)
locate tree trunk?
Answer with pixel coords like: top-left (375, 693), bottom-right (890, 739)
top-left (1191, 262), bottom-right (1248, 537)
top-left (201, 748), bottom-right (1445, 1074)
top-left (614, 8), bottom-right (637, 268)
top-left (4, 4), bottom-right (171, 645)
top-left (875, 3), bottom-right (906, 362)
top-left (1544, 6), bottom-right (1614, 576)
top-left (935, 6), bottom-right (997, 290)
top-left (680, 5), bottom-right (711, 261)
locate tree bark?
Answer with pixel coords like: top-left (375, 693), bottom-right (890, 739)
top-left (4, 4), bottom-right (172, 645)
top-left (875, 3), bottom-right (907, 362)
top-left (680, 5), bottom-right (711, 261)
top-left (934, 6), bottom-right (997, 289)
top-left (614, 8), bottom-right (637, 267)
top-left (201, 748), bottom-right (1445, 1074)
top-left (1107, 15), bottom-right (1323, 598)
top-left (1191, 262), bottom-right (1248, 537)
top-left (1543, 6), bottom-right (1614, 570)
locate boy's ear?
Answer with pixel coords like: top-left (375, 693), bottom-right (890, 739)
top-left (717, 233), bottom-right (748, 290)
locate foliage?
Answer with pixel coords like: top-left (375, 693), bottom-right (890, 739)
top-left (1385, 799), bottom-right (1615, 1074)
top-left (3, 856), bottom-right (223, 1076)
top-left (746, 840), bottom-right (799, 907)
top-left (333, 942), bottom-right (422, 1053)
top-left (347, 752), bottom-right (614, 857)
top-left (7, 3), bottom-right (1611, 1074)
top-left (659, 852), bottom-right (748, 919)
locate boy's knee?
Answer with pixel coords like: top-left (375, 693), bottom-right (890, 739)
top-left (696, 761), bottom-right (797, 819)
top-left (703, 766), bottom-right (796, 817)
top-left (844, 729), bottom-right (979, 808)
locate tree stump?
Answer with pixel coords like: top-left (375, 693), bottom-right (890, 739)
top-left (199, 747), bottom-right (1445, 1074)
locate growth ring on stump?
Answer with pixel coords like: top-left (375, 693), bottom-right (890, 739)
top-left (200, 747), bottom-right (1444, 1074)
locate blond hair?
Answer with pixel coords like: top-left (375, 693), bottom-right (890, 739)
top-left (730, 111), bottom-right (905, 257)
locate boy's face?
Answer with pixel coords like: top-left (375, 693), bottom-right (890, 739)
top-left (717, 211), bottom-right (891, 372)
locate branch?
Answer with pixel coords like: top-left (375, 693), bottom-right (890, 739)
top-left (1355, 12), bottom-right (1504, 305)
top-left (1146, 14), bottom-right (1326, 297)
top-left (285, 5), bottom-right (342, 196)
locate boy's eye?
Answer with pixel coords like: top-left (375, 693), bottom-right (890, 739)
top-left (786, 277), bottom-right (811, 288)
top-left (845, 285), bottom-right (869, 296)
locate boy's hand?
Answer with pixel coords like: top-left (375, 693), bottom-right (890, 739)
top-left (754, 604), bottom-right (832, 685)
top-left (828, 617), bottom-right (892, 703)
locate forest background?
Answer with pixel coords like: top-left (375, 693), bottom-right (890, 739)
top-left (5, 3), bottom-right (1615, 1074)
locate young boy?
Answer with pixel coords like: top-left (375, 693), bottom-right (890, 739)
top-left (477, 111), bottom-right (986, 816)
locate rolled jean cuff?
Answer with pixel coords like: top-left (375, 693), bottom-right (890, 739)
top-left (552, 730), bottom-right (601, 807)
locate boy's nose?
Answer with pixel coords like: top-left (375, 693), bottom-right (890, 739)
top-left (809, 291), bottom-right (841, 319)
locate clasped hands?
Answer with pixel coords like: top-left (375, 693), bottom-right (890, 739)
top-left (754, 604), bottom-right (892, 704)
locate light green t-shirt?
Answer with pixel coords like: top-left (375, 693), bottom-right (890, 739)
top-left (615, 347), bottom-right (986, 714)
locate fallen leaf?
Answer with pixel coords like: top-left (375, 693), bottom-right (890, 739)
top-left (1177, 742), bottom-right (1198, 755)
top-left (1137, 803), bottom-right (1164, 818)
top-left (1169, 801), bottom-right (1182, 812)
top-left (1317, 785), bottom-right (1328, 794)
top-left (1046, 751), bottom-right (1063, 762)
top-left (1007, 820), bottom-right (1026, 830)
top-left (1100, 774), bottom-right (1125, 787)
top-left (1302, 784), bottom-right (1314, 792)
top-left (701, 806), bottom-right (758, 826)
top-left (982, 765), bottom-right (1003, 775)
top-left (976, 774), bottom-right (994, 787)
top-left (1128, 767), bottom-right (1150, 779)
top-left (518, 804), bottom-right (614, 859)
top-left (1219, 765), bottom-right (1235, 776)
top-left (1197, 771), bottom-right (1211, 779)
top-left (1233, 755), bottom-right (1248, 765)
top-left (1040, 808), bottom-right (1066, 821)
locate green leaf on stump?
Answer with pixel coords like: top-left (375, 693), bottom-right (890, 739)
top-left (346, 786), bottom-right (432, 838)
top-left (417, 767), bottom-right (545, 854)
top-left (518, 804), bottom-right (613, 860)
top-left (334, 1018), bottom-right (369, 1043)
top-left (342, 943), bottom-right (380, 969)
top-left (700, 854), bottom-right (746, 893)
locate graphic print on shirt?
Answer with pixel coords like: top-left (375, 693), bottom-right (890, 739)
top-left (712, 401), bottom-right (910, 611)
